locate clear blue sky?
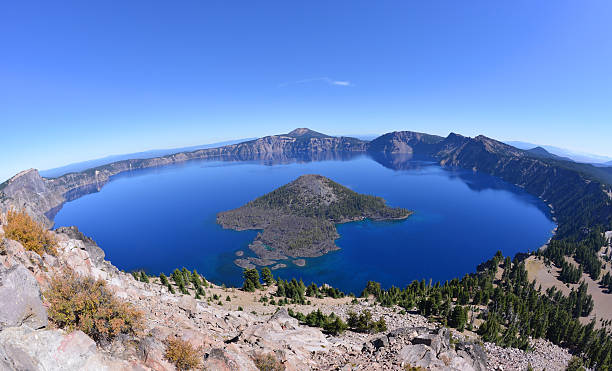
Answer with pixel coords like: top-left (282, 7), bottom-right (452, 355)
top-left (2, 1), bottom-right (612, 181)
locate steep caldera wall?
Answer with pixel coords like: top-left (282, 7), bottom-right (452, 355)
top-left (0, 129), bottom-right (368, 226)
top-left (2, 128), bottom-right (611, 235)
top-left (370, 131), bottom-right (612, 237)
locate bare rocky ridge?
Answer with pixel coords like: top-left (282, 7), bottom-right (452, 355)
top-left (0, 221), bottom-right (573, 370)
top-left (217, 174), bottom-right (412, 268)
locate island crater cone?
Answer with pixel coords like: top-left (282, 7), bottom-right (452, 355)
top-left (216, 174), bottom-right (412, 269)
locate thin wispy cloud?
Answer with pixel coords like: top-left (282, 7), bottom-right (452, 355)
top-left (278, 77), bottom-right (353, 88)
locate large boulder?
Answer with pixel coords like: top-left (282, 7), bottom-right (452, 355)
top-left (398, 328), bottom-right (487, 371)
top-left (455, 341), bottom-right (488, 371)
top-left (240, 309), bottom-right (329, 353)
top-left (202, 345), bottom-right (259, 371)
top-left (0, 327), bottom-right (134, 370)
top-left (399, 344), bottom-right (446, 369)
top-left (54, 226), bottom-right (106, 268)
top-left (411, 327), bottom-right (450, 356)
top-left (0, 264), bottom-right (47, 330)
top-left (238, 308), bottom-right (330, 369)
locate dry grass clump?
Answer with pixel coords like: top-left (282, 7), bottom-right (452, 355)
top-left (164, 335), bottom-right (203, 370)
top-left (253, 352), bottom-right (285, 371)
top-left (44, 269), bottom-right (143, 343)
top-left (404, 366), bottom-right (426, 371)
top-left (4, 209), bottom-right (57, 255)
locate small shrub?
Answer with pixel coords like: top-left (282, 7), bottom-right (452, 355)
top-left (164, 336), bottom-right (202, 370)
top-left (5, 209), bottom-right (56, 255)
top-left (374, 317), bottom-right (387, 332)
top-left (288, 309), bottom-right (347, 335)
top-left (253, 352), bottom-right (285, 371)
top-left (566, 356), bottom-right (586, 371)
top-left (347, 310), bottom-right (386, 333)
top-left (44, 269), bottom-right (143, 343)
top-left (226, 295), bottom-right (231, 302)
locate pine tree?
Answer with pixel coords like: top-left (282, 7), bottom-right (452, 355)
top-left (160, 272), bottom-right (169, 286)
top-left (242, 268), bottom-right (261, 292)
top-left (191, 270), bottom-right (202, 287)
top-left (181, 267), bottom-right (191, 288)
top-left (172, 269), bottom-right (184, 286)
top-left (449, 305), bottom-right (467, 331)
top-left (261, 267), bottom-right (275, 286)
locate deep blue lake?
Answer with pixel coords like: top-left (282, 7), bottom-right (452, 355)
top-left (53, 155), bottom-right (555, 294)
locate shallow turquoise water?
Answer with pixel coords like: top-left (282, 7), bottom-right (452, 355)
top-left (53, 155), bottom-right (555, 293)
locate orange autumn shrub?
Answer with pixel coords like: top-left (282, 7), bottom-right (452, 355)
top-left (164, 336), bottom-right (203, 370)
top-left (44, 269), bottom-right (143, 343)
top-left (4, 209), bottom-right (57, 255)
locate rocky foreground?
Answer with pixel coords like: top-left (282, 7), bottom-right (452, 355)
top-left (0, 224), bottom-right (572, 370)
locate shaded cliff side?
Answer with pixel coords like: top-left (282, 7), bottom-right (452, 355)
top-left (369, 131), bottom-right (612, 237)
top-left (2, 128), bottom-right (611, 238)
top-left (0, 129), bottom-right (368, 227)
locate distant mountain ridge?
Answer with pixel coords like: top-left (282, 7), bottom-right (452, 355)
top-left (39, 138), bottom-right (257, 178)
top-left (525, 147), bottom-right (573, 162)
top-left (506, 141), bottom-right (612, 164)
top-left (1, 128), bottom-right (611, 237)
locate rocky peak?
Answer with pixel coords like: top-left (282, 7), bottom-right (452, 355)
top-left (286, 128), bottom-right (328, 139)
top-left (473, 135), bottom-right (525, 157)
top-left (1, 169), bottom-right (46, 196)
top-left (287, 174), bottom-right (337, 203)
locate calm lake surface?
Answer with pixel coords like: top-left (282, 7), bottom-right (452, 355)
top-left (53, 155), bottom-right (555, 294)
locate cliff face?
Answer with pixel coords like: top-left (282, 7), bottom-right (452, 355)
top-left (371, 132), bottom-right (612, 237)
top-left (0, 169), bottom-right (64, 227)
top-left (367, 131), bottom-right (444, 155)
top-left (232, 128), bottom-right (367, 156)
top-left (0, 129), bottom-right (369, 227)
top-left (2, 128), bottom-right (610, 236)
top-left (436, 135), bottom-right (611, 236)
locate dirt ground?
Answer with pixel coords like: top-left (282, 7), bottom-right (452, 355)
top-left (525, 255), bottom-right (612, 327)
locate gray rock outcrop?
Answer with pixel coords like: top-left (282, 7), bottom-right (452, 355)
top-left (396, 328), bottom-right (487, 371)
top-left (0, 264), bottom-right (47, 331)
top-left (0, 327), bottom-right (132, 370)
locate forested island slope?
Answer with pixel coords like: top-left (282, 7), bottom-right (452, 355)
top-left (217, 174), bottom-right (411, 268)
